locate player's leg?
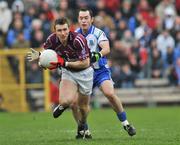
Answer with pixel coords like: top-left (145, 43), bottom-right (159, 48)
top-left (75, 67), bottom-right (94, 139)
top-left (76, 92), bottom-right (92, 139)
top-left (70, 93), bottom-right (92, 139)
top-left (77, 92), bottom-right (90, 124)
top-left (53, 79), bottom-right (78, 118)
top-left (100, 80), bottom-right (136, 136)
top-left (100, 80), bottom-right (124, 112)
top-left (70, 94), bottom-right (81, 123)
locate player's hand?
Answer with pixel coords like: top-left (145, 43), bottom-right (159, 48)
top-left (91, 52), bottom-right (102, 63)
top-left (27, 48), bottom-right (40, 62)
top-left (49, 55), bottom-right (66, 69)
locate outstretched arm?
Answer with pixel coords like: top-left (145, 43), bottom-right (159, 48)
top-left (27, 48), bottom-right (41, 61)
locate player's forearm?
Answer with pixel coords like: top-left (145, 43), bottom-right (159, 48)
top-left (99, 41), bottom-right (110, 56)
top-left (66, 58), bottom-right (90, 69)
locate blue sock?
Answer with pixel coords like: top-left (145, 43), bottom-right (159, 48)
top-left (117, 111), bottom-right (127, 122)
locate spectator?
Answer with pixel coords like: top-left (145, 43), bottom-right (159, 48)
top-left (30, 19), bottom-right (44, 48)
top-left (97, 10), bottom-right (115, 30)
top-left (11, 0), bottom-right (24, 13)
top-left (94, 15), bottom-right (110, 38)
top-left (113, 11), bottom-right (123, 29)
top-left (121, 29), bottom-right (135, 49)
top-left (120, 0), bottom-right (134, 20)
top-left (116, 20), bottom-right (128, 39)
top-left (23, 6), bottom-right (37, 29)
top-left (162, 6), bottom-right (176, 31)
top-left (6, 18), bottom-right (30, 47)
top-left (156, 29), bottom-right (175, 71)
top-left (175, 58), bottom-right (180, 87)
top-left (151, 47), bottom-right (163, 78)
top-left (0, 1), bottom-right (12, 35)
top-left (26, 61), bottom-right (43, 84)
top-left (110, 60), bottom-right (122, 88)
top-left (119, 64), bottom-right (136, 88)
top-left (12, 31), bottom-right (30, 48)
top-left (155, 0), bottom-right (176, 30)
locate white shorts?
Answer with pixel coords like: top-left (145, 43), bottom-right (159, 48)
top-left (61, 67), bottom-right (94, 96)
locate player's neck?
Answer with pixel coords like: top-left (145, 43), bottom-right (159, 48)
top-left (82, 25), bottom-right (92, 35)
top-left (82, 28), bottom-right (89, 35)
top-left (58, 37), bottom-right (68, 46)
top-left (59, 38), bottom-right (67, 46)
top-left (61, 40), bottom-right (67, 46)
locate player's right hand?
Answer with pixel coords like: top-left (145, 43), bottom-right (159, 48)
top-left (27, 48), bottom-right (40, 62)
top-left (49, 55), bottom-right (66, 69)
top-left (90, 52), bottom-right (102, 63)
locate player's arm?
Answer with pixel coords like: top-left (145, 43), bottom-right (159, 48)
top-left (98, 40), bottom-right (110, 56)
top-left (65, 58), bottom-right (90, 69)
top-left (49, 55), bottom-right (90, 70)
top-left (27, 48), bottom-right (41, 61)
top-left (27, 37), bottom-right (51, 61)
top-left (49, 34), bottom-right (90, 70)
top-left (91, 31), bottom-right (110, 63)
top-left (66, 34), bottom-right (90, 69)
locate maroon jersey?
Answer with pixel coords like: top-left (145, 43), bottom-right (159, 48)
top-left (43, 32), bottom-right (90, 62)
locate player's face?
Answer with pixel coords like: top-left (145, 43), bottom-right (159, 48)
top-left (78, 11), bottom-right (93, 31)
top-left (55, 24), bottom-right (69, 43)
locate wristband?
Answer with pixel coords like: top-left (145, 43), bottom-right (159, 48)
top-left (65, 61), bottom-right (68, 67)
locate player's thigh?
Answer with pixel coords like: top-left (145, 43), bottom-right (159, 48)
top-left (100, 80), bottom-right (115, 96)
top-left (59, 79), bottom-right (78, 101)
top-left (75, 67), bottom-right (94, 96)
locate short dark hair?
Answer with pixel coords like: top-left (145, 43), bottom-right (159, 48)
top-left (78, 8), bottom-right (94, 18)
top-left (54, 17), bottom-right (69, 29)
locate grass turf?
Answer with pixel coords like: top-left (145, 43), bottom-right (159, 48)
top-left (0, 107), bottom-right (180, 145)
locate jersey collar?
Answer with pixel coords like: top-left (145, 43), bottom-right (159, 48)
top-left (80, 25), bottom-right (95, 37)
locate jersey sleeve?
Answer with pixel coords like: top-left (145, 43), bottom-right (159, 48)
top-left (97, 31), bottom-right (109, 44)
top-left (43, 35), bottom-right (53, 49)
top-left (74, 34), bottom-right (90, 60)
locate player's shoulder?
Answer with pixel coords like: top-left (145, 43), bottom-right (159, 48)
top-left (71, 32), bottom-right (86, 47)
top-left (72, 31), bottom-right (86, 41)
top-left (46, 33), bottom-right (57, 42)
top-left (92, 26), bottom-right (106, 38)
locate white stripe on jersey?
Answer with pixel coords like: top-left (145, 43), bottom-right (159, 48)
top-left (75, 35), bottom-right (85, 49)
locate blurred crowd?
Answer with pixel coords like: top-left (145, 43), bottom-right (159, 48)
top-left (0, 0), bottom-right (180, 90)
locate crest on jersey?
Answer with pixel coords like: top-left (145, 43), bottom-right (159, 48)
top-left (86, 34), bottom-right (97, 52)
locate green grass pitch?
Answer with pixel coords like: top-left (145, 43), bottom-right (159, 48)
top-left (0, 107), bottom-right (180, 145)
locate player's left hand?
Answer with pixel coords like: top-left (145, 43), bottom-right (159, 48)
top-left (27, 48), bottom-right (41, 62)
top-left (49, 55), bottom-right (66, 69)
top-left (91, 52), bottom-right (102, 63)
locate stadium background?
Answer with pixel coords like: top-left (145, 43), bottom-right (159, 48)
top-left (0, 0), bottom-right (180, 111)
top-left (0, 1), bottom-right (180, 145)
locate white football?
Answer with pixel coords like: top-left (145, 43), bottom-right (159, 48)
top-left (39, 49), bottom-right (58, 68)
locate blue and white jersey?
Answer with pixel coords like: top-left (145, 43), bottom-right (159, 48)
top-left (75, 25), bottom-right (109, 69)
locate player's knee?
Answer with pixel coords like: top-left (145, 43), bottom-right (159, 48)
top-left (70, 101), bottom-right (78, 110)
top-left (78, 104), bottom-right (90, 112)
top-left (104, 90), bottom-right (115, 100)
top-left (59, 97), bottom-right (72, 106)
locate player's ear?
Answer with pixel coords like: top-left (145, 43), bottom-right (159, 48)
top-left (91, 17), bottom-right (94, 23)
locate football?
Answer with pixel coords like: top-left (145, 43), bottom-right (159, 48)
top-left (39, 49), bottom-right (58, 68)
